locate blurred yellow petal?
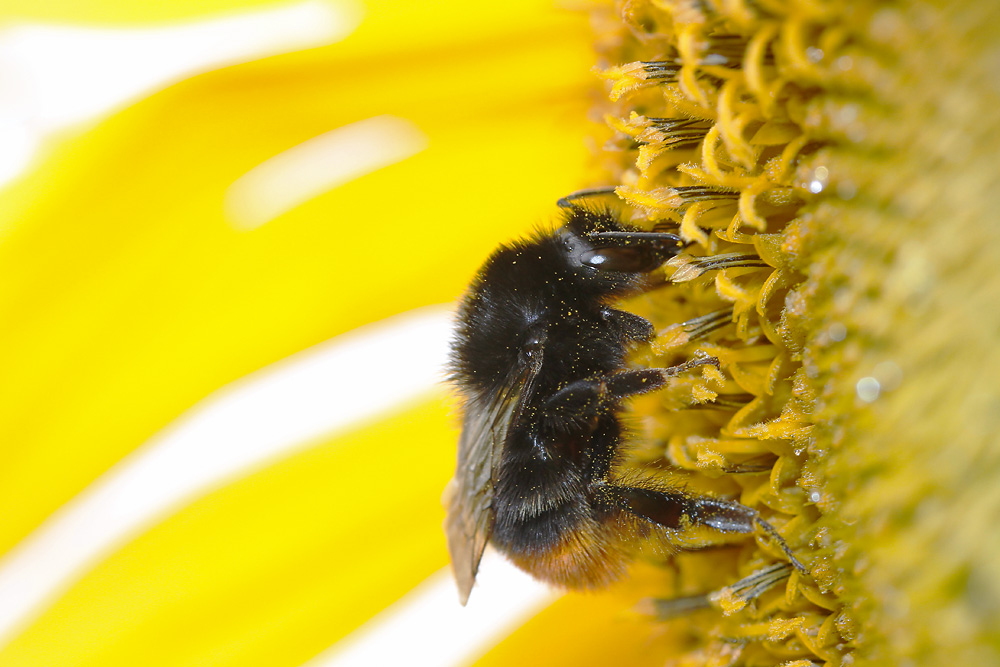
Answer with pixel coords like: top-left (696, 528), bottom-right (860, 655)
top-left (0, 0), bottom-right (336, 23)
top-left (475, 565), bottom-right (686, 667)
top-left (315, 551), bottom-right (556, 666)
top-left (0, 0), bottom-right (593, 557)
top-left (0, 2), bottom-right (361, 187)
top-left (0, 306), bottom-right (451, 638)
top-left (0, 399), bottom-right (456, 666)
top-left (0, 0), bottom-right (616, 664)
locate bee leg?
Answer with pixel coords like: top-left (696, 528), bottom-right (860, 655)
top-left (540, 379), bottom-right (607, 428)
top-left (603, 356), bottom-right (719, 399)
top-left (542, 359), bottom-right (718, 438)
top-left (611, 485), bottom-right (808, 574)
top-left (541, 372), bottom-right (649, 429)
top-left (545, 357), bottom-right (717, 422)
top-left (615, 486), bottom-right (756, 532)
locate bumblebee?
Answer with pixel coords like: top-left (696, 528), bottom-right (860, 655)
top-left (445, 205), bottom-right (801, 604)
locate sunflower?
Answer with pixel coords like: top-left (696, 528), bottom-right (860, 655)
top-left (588, 0), bottom-right (1000, 665)
top-left (1, 0), bottom-right (998, 666)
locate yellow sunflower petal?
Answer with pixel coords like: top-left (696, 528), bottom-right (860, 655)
top-left (0, 0), bottom-right (593, 554)
top-left (0, 0), bottom-right (611, 664)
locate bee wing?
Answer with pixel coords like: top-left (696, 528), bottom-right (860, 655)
top-left (444, 355), bottom-right (542, 605)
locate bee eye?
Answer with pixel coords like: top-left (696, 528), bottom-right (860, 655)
top-left (582, 247), bottom-right (666, 273)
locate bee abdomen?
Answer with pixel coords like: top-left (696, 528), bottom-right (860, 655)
top-left (497, 504), bottom-right (629, 590)
top-left (492, 493), bottom-right (584, 552)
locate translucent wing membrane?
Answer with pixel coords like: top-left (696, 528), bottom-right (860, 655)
top-left (445, 352), bottom-right (543, 604)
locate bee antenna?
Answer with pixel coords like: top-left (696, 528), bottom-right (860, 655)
top-left (556, 186), bottom-right (619, 208)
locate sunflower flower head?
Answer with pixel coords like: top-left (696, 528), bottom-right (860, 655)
top-left (589, 0), bottom-right (1000, 665)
